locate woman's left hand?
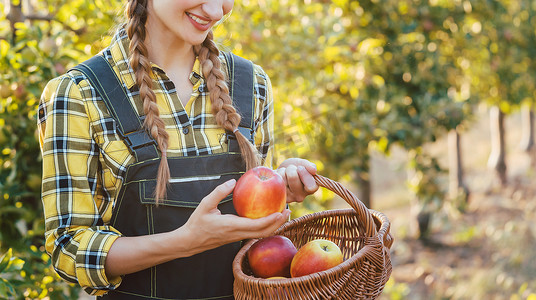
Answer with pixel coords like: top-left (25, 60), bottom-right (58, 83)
top-left (277, 158), bottom-right (319, 203)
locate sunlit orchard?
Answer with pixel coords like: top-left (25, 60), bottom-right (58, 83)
top-left (1, 0), bottom-right (535, 298)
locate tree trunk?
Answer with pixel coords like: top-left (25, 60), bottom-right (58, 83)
top-left (448, 128), bottom-right (469, 206)
top-left (353, 151), bottom-right (371, 208)
top-left (487, 106), bottom-right (507, 185)
top-left (519, 104), bottom-right (535, 165)
top-left (5, 0), bottom-right (25, 42)
top-left (355, 170), bottom-right (371, 209)
top-left (407, 150), bottom-right (432, 240)
top-left (5, 0), bottom-right (24, 23)
top-left (408, 181), bottom-right (432, 240)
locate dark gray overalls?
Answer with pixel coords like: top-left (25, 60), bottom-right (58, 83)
top-left (73, 53), bottom-right (256, 299)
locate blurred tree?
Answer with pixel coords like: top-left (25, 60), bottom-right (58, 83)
top-left (219, 0), bottom-right (471, 238)
top-left (448, 126), bottom-right (469, 210)
top-left (0, 0), bottom-right (120, 297)
top-left (465, 0), bottom-right (536, 185)
top-left (519, 104), bottom-right (535, 163)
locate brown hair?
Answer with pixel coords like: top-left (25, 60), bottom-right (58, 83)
top-left (126, 1), bottom-right (260, 202)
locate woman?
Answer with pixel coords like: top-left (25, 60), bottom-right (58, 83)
top-left (38, 0), bottom-right (318, 299)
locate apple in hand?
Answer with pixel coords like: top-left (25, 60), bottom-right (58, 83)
top-left (290, 239), bottom-right (343, 278)
top-left (233, 166), bottom-right (287, 219)
top-left (247, 235), bottom-right (297, 278)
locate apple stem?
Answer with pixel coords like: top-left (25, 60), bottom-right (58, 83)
top-left (321, 246), bottom-right (329, 252)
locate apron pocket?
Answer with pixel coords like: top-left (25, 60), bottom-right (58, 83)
top-left (139, 173), bottom-right (242, 234)
top-left (140, 172), bottom-right (243, 208)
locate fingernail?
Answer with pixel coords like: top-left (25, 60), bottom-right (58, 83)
top-left (298, 166), bottom-right (305, 171)
top-left (226, 179), bottom-right (236, 186)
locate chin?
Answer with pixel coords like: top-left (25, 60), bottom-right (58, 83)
top-left (189, 32), bottom-right (212, 47)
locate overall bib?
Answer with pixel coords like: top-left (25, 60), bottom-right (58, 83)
top-left (73, 53), bottom-right (256, 299)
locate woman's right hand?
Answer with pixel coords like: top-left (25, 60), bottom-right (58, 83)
top-left (178, 179), bottom-right (291, 256)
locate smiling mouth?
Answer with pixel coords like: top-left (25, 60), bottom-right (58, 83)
top-left (186, 12), bottom-right (210, 26)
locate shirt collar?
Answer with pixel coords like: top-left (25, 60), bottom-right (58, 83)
top-left (189, 59), bottom-right (202, 85)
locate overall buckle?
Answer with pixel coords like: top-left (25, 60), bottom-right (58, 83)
top-left (121, 129), bottom-right (157, 152)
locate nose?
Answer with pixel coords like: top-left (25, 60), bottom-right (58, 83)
top-left (203, 0), bottom-right (233, 21)
top-left (203, 1), bottom-right (224, 20)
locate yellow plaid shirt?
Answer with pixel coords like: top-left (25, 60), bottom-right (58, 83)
top-left (38, 27), bottom-right (274, 295)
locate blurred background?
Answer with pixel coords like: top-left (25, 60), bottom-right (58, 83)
top-left (1, 0), bottom-right (535, 299)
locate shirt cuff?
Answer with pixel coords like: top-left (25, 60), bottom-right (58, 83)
top-left (75, 228), bottom-right (122, 295)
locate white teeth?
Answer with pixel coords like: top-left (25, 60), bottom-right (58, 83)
top-left (187, 13), bottom-right (210, 25)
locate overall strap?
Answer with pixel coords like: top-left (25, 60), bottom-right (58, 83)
top-left (223, 52), bottom-right (255, 153)
top-left (71, 55), bottom-right (159, 162)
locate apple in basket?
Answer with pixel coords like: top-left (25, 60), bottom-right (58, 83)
top-left (247, 235), bottom-right (298, 278)
top-left (233, 166), bottom-right (287, 219)
top-left (290, 239), bottom-right (343, 278)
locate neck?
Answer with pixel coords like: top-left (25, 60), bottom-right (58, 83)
top-left (145, 38), bottom-right (195, 75)
top-left (145, 24), bottom-right (196, 75)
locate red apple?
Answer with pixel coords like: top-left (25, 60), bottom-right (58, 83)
top-left (247, 235), bottom-right (297, 278)
top-left (290, 239), bottom-right (343, 278)
top-left (233, 166), bottom-right (286, 219)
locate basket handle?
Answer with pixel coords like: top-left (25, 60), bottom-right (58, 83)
top-left (313, 174), bottom-right (378, 238)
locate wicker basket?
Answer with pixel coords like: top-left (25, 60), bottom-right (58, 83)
top-left (233, 174), bottom-right (393, 299)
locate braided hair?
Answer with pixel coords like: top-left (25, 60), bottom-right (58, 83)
top-left (194, 32), bottom-right (260, 170)
top-left (125, 1), bottom-right (260, 202)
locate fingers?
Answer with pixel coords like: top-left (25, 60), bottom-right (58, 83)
top-left (234, 209), bottom-right (292, 238)
top-left (277, 160), bottom-right (319, 203)
top-left (197, 179), bottom-right (236, 213)
top-left (279, 158), bottom-right (317, 175)
top-left (185, 180), bottom-right (290, 252)
top-left (284, 164), bottom-right (302, 195)
top-left (302, 160), bottom-right (317, 175)
top-left (195, 209), bottom-right (291, 250)
top-left (276, 167), bottom-right (286, 181)
top-left (277, 166), bottom-right (303, 201)
top-left (297, 166), bottom-right (319, 194)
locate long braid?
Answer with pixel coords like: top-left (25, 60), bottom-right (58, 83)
top-left (126, 0), bottom-right (170, 202)
top-left (196, 31), bottom-right (261, 170)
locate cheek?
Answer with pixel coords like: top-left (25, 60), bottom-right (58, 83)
top-left (223, 0), bottom-right (234, 15)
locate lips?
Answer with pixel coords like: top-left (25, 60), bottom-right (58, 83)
top-left (186, 12), bottom-right (212, 31)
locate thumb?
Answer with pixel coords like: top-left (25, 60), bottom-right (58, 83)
top-left (197, 179), bottom-right (236, 212)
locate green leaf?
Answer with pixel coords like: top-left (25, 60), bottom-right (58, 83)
top-left (13, 22), bottom-right (27, 31)
top-left (0, 279), bottom-right (8, 298)
top-left (0, 40), bottom-right (9, 58)
top-left (0, 249), bottom-right (13, 273)
top-left (0, 278), bottom-right (16, 298)
top-left (4, 257), bottom-right (25, 273)
top-left (0, 249), bottom-right (25, 274)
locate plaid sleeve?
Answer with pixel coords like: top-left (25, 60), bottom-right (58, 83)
top-left (38, 75), bottom-right (123, 296)
top-left (253, 65), bottom-right (275, 168)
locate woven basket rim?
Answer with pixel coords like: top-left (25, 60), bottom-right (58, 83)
top-left (233, 175), bottom-right (393, 299)
top-left (233, 208), bottom-right (390, 286)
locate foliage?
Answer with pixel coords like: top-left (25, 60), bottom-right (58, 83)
top-left (380, 278), bottom-right (410, 300)
top-left (1, 0), bottom-right (121, 297)
top-left (1, 0), bottom-right (535, 298)
top-left (216, 0), bottom-right (471, 219)
top-left (218, 0), bottom-right (536, 229)
top-left (465, 0), bottom-right (536, 111)
top-left (0, 249), bottom-right (24, 298)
